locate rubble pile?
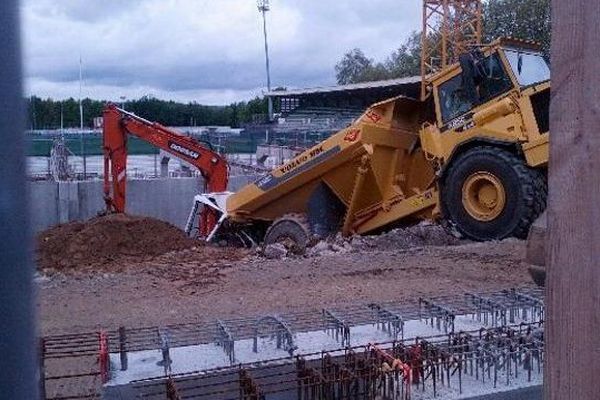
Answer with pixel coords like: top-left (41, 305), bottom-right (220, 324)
top-left (351, 222), bottom-right (462, 252)
top-left (260, 222), bottom-right (462, 259)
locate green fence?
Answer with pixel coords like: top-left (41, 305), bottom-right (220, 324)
top-left (26, 133), bottom-right (258, 157)
top-left (27, 134), bottom-right (159, 157)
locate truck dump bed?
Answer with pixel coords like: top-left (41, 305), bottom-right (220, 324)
top-left (225, 96), bottom-right (439, 237)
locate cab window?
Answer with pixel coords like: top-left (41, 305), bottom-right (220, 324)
top-left (504, 49), bottom-right (550, 87)
top-left (478, 53), bottom-right (513, 103)
top-left (438, 53), bottom-right (513, 124)
top-left (439, 74), bottom-right (472, 124)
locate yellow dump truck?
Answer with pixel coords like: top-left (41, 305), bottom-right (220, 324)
top-left (187, 38), bottom-right (549, 249)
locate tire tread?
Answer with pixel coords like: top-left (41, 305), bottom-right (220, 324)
top-left (442, 146), bottom-right (547, 240)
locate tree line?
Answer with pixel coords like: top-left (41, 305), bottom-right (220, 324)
top-left (26, 95), bottom-right (269, 130)
top-left (335, 0), bottom-right (550, 85)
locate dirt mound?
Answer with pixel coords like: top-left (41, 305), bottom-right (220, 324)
top-left (36, 214), bottom-right (197, 271)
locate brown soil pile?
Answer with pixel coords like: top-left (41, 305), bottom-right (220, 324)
top-left (36, 214), bottom-right (197, 271)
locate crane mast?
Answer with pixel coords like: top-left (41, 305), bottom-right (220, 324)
top-left (421, 0), bottom-right (483, 99)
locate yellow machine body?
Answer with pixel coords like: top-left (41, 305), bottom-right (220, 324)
top-left (420, 39), bottom-right (549, 169)
top-left (194, 39), bottom-right (549, 243)
top-left (227, 96), bottom-right (438, 236)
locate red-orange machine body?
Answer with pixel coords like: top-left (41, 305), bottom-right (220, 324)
top-left (102, 104), bottom-right (229, 236)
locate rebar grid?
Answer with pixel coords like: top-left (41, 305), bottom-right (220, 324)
top-left (368, 303), bottom-right (405, 341)
top-left (43, 287), bottom-right (543, 360)
top-left (41, 286), bottom-right (544, 399)
top-left (124, 322), bottom-right (543, 400)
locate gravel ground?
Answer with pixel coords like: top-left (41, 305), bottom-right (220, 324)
top-left (37, 237), bottom-right (534, 335)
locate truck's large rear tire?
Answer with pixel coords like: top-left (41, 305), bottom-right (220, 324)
top-left (263, 214), bottom-right (312, 254)
top-left (441, 146), bottom-right (546, 241)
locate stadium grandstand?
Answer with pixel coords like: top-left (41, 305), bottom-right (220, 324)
top-left (266, 76), bottom-right (420, 136)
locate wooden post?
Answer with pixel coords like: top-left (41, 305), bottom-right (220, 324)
top-left (0, 2), bottom-right (38, 399)
top-left (38, 338), bottom-right (46, 400)
top-left (118, 326), bottom-right (128, 371)
top-left (546, 1), bottom-right (600, 399)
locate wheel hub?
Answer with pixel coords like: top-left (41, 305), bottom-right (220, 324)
top-left (462, 172), bottom-right (506, 221)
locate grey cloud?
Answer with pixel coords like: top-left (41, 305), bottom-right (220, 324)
top-left (28, 0), bottom-right (149, 23)
top-left (30, 59), bottom-right (316, 91)
top-left (22, 0), bottom-right (421, 102)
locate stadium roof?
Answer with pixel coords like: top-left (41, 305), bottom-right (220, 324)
top-left (266, 76), bottom-right (421, 97)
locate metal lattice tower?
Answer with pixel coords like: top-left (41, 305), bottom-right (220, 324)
top-left (49, 137), bottom-right (74, 181)
top-left (421, 0), bottom-right (483, 99)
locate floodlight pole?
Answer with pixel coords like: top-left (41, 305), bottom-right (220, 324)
top-left (79, 55), bottom-right (87, 179)
top-left (258, 0), bottom-right (273, 121)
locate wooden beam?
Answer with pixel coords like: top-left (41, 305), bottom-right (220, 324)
top-left (546, 1), bottom-right (600, 399)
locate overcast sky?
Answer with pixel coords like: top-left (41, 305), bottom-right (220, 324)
top-left (21, 0), bottom-right (421, 105)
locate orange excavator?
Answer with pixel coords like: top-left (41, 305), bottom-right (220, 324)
top-left (102, 103), bottom-right (229, 236)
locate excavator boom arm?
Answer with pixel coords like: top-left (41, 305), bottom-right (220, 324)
top-left (102, 103), bottom-right (228, 236)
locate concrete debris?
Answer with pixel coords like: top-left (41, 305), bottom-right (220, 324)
top-left (353, 221), bottom-right (462, 251)
top-left (321, 222), bottom-right (463, 255)
top-left (258, 222), bottom-right (463, 260)
top-left (306, 239), bottom-right (353, 257)
top-left (261, 243), bottom-right (289, 259)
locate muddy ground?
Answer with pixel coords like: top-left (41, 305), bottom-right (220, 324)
top-left (37, 236), bottom-right (535, 336)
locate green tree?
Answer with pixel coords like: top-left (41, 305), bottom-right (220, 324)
top-left (484, 0), bottom-right (551, 59)
top-left (335, 48), bottom-right (388, 85)
top-left (335, 0), bottom-right (551, 85)
top-left (25, 95), bottom-right (269, 130)
top-left (384, 31), bottom-right (422, 79)
top-left (335, 34), bottom-right (422, 85)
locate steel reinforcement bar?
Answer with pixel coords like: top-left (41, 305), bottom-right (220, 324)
top-left (42, 286), bottom-right (544, 399)
top-left (120, 322), bottom-right (543, 399)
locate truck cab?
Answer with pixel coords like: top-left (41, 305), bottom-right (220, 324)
top-left (420, 38), bottom-right (550, 240)
top-left (421, 38), bottom-right (550, 168)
